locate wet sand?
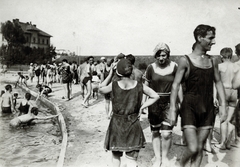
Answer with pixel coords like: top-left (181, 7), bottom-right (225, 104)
top-left (1, 72), bottom-right (240, 167)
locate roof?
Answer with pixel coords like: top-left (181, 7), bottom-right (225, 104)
top-left (18, 21), bottom-right (52, 37)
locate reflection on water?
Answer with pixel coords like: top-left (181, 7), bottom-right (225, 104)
top-left (0, 85), bottom-right (61, 167)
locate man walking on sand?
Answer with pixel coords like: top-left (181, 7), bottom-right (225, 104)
top-left (169, 24), bottom-right (227, 167)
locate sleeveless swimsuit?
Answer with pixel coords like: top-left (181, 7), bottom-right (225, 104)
top-left (104, 81), bottom-right (145, 154)
top-left (180, 55), bottom-right (215, 129)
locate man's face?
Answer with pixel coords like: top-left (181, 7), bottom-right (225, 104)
top-left (200, 31), bottom-right (216, 51)
top-left (156, 51), bottom-right (168, 65)
top-left (88, 58), bottom-right (94, 65)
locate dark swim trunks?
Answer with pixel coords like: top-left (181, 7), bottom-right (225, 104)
top-left (82, 76), bottom-right (92, 86)
top-left (1, 106), bottom-right (12, 114)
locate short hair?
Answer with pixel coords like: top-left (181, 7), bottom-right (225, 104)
top-left (235, 43), bottom-right (240, 56)
top-left (193, 24), bottom-right (216, 42)
top-left (31, 107), bottom-right (38, 115)
top-left (92, 71), bottom-right (98, 76)
top-left (62, 59), bottom-right (68, 63)
top-left (87, 56), bottom-right (94, 60)
top-left (17, 72), bottom-right (22, 75)
top-left (192, 43), bottom-right (197, 51)
top-left (5, 84), bottom-right (12, 91)
top-left (126, 54), bottom-right (135, 65)
top-left (25, 92), bottom-right (31, 100)
top-left (36, 84), bottom-right (42, 88)
top-left (220, 47), bottom-right (233, 59)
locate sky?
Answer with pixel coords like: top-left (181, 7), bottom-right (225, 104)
top-left (0, 0), bottom-right (240, 56)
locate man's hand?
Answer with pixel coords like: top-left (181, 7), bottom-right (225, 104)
top-left (219, 105), bottom-right (227, 123)
top-left (214, 98), bottom-right (219, 108)
top-left (169, 106), bottom-right (177, 126)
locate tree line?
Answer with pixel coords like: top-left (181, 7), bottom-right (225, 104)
top-left (0, 20), bottom-right (56, 66)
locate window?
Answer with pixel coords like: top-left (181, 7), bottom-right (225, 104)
top-left (33, 37), bottom-right (35, 43)
top-left (38, 38), bottom-right (40, 44)
top-left (42, 39), bottom-right (44, 44)
top-left (46, 39), bottom-right (49, 45)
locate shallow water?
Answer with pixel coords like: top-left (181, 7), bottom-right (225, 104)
top-left (0, 85), bottom-right (61, 167)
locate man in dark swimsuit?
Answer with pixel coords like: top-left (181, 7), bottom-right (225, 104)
top-left (169, 24), bottom-right (227, 167)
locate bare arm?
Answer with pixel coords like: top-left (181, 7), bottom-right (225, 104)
top-left (233, 69), bottom-right (240, 89)
top-left (169, 57), bottom-right (187, 125)
top-left (213, 58), bottom-right (226, 123)
top-left (99, 82), bottom-right (112, 94)
top-left (177, 84), bottom-right (183, 104)
top-left (99, 68), bottom-right (114, 88)
top-left (34, 114), bottom-right (59, 120)
top-left (139, 84), bottom-right (159, 117)
top-left (142, 80), bottom-right (150, 104)
top-left (10, 94), bottom-right (15, 112)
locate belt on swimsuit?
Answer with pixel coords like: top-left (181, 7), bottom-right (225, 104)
top-left (157, 92), bottom-right (171, 97)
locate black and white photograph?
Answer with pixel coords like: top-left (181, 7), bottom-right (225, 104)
top-left (1, 0), bottom-right (240, 167)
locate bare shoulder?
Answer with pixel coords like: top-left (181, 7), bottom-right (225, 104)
top-left (177, 56), bottom-right (189, 68)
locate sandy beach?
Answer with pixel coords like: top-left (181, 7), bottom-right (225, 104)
top-left (1, 72), bottom-right (240, 167)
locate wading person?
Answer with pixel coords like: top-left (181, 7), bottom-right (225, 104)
top-left (1, 84), bottom-right (15, 114)
top-left (10, 107), bottom-right (59, 128)
top-left (99, 59), bottom-right (159, 167)
top-left (169, 24), bottom-right (227, 167)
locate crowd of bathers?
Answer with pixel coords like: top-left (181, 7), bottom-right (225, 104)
top-left (1, 24), bottom-right (240, 167)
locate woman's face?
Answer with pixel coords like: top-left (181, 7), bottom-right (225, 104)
top-left (156, 51), bottom-right (168, 65)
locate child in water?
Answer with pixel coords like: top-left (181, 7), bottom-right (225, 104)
top-left (10, 107), bottom-right (59, 128)
top-left (99, 59), bottom-right (159, 167)
top-left (15, 72), bottom-right (28, 88)
top-left (17, 92), bottom-right (33, 116)
top-left (0, 84), bottom-right (15, 114)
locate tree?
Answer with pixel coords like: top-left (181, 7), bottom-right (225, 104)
top-left (0, 20), bottom-right (26, 65)
top-left (1, 20), bottom-right (26, 47)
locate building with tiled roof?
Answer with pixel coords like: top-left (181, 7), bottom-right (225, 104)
top-left (0, 18), bottom-right (52, 52)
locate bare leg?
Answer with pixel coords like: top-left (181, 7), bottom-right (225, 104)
top-left (79, 83), bottom-right (85, 99)
top-left (126, 158), bottom-right (137, 167)
top-left (180, 128), bottom-right (198, 167)
top-left (191, 129), bottom-right (210, 167)
top-left (226, 107), bottom-right (236, 149)
top-left (217, 107), bottom-right (229, 149)
top-left (82, 80), bottom-right (92, 107)
top-left (205, 128), bottom-right (216, 153)
top-left (105, 99), bottom-right (110, 118)
top-left (68, 82), bottom-right (72, 99)
top-left (112, 152), bottom-right (121, 167)
top-left (161, 131), bottom-right (172, 167)
top-left (63, 83), bottom-right (67, 99)
top-left (152, 131), bottom-right (161, 167)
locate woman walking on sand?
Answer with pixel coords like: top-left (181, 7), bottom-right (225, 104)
top-left (99, 59), bottom-right (159, 167)
top-left (143, 43), bottom-right (183, 167)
